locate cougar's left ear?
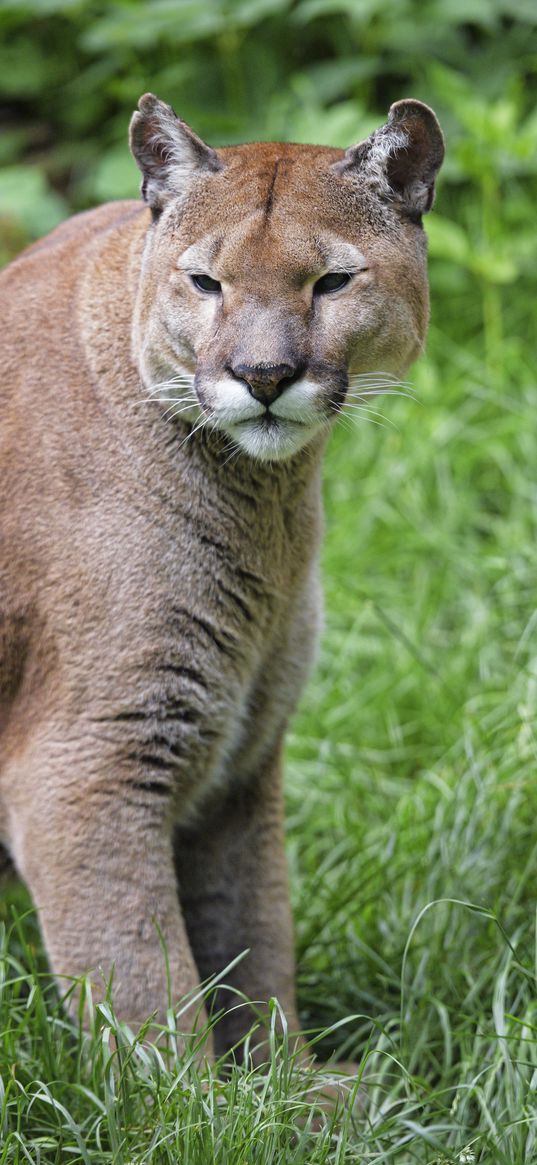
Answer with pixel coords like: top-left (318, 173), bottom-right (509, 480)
top-left (334, 99), bottom-right (444, 216)
top-left (129, 93), bottom-right (223, 213)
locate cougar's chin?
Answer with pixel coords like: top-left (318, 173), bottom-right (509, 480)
top-left (224, 415), bottom-right (323, 462)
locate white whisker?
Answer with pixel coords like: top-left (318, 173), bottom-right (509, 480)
top-left (138, 395), bottom-right (196, 406)
top-left (175, 414), bottom-right (210, 451)
top-left (162, 401), bottom-right (199, 421)
top-left (346, 388), bottom-right (418, 402)
top-left (330, 399), bottom-right (390, 431)
top-left (348, 380), bottom-right (414, 393)
top-left (147, 378), bottom-right (193, 390)
top-left (150, 373), bottom-right (194, 383)
top-left (221, 440), bottom-right (243, 468)
top-left (348, 375), bottom-right (403, 383)
top-left (349, 370), bottom-right (413, 384)
top-left (147, 389), bottom-right (195, 401)
top-left (146, 377), bottom-right (195, 398)
top-left (347, 383), bottom-right (412, 392)
top-left (344, 412), bottom-right (389, 430)
top-left (344, 405), bottom-right (398, 430)
top-left (334, 414), bottom-right (355, 436)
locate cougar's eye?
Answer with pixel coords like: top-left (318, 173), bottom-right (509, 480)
top-left (314, 272), bottom-right (352, 295)
top-left (191, 273), bottom-right (221, 294)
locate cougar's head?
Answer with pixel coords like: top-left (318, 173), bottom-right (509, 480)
top-left (130, 94), bottom-right (443, 463)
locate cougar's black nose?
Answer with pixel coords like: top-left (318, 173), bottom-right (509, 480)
top-left (227, 362), bottom-right (299, 407)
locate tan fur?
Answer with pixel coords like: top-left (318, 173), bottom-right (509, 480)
top-left (0, 95), bottom-right (443, 1056)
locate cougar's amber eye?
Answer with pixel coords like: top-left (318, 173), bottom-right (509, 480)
top-left (314, 272), bottom-right (352, 295)
top-left (191, 273), bottom-right (222, 294)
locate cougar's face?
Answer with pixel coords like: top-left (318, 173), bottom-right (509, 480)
top-left (133, 139), bottom-right (433, 463)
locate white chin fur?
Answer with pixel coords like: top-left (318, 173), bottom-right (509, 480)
top-left (202, 375), bottom-right (328, 460)
top-left (224, 417), bottom-right (321, 462)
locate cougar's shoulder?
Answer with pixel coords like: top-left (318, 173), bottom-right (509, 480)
top-left (1, 200), bottom-right (146, 286)
top-left (0, 201), bottom-right (148, 432)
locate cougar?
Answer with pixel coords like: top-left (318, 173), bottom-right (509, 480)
top-left (0, 94), bottom-right (443, 1058)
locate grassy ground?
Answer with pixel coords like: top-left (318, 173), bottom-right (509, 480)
top-left (1, 235), bottom-right (537, 1160)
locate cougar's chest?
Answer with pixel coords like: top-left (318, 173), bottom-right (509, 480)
top-left (80, 470), bottom-right (319, 819)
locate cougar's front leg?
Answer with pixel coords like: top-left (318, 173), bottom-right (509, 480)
top-left (174, 742), bottom-right (302, 1059)
top-left (10, 733), bottom-right (208, 1043)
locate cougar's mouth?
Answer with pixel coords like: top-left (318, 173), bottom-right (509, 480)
top-left (223, 412), bottom-right (321, 463)
top-left (236, 413), bottom-right (306, 429)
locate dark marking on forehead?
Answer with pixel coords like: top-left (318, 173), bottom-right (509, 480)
top-left (264, 161), bottom-right (280, 220)
top-left (209, 235), bottom-right (224, 263)
top-left (263, 158), bottom-right (293, 220)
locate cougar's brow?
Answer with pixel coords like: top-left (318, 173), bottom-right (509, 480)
top-left (177, 235), bottom-right (223, 271)
top-left (209, 235), bottom-right (224, 263)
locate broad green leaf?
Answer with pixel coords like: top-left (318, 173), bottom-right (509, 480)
top-left (0, 166), bottom-right (67, 237)
top-left (426, 216), bottom-right (473, 265)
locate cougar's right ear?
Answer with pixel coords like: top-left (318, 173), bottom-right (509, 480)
top-left (129, 93), bottom-right (223, 214)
